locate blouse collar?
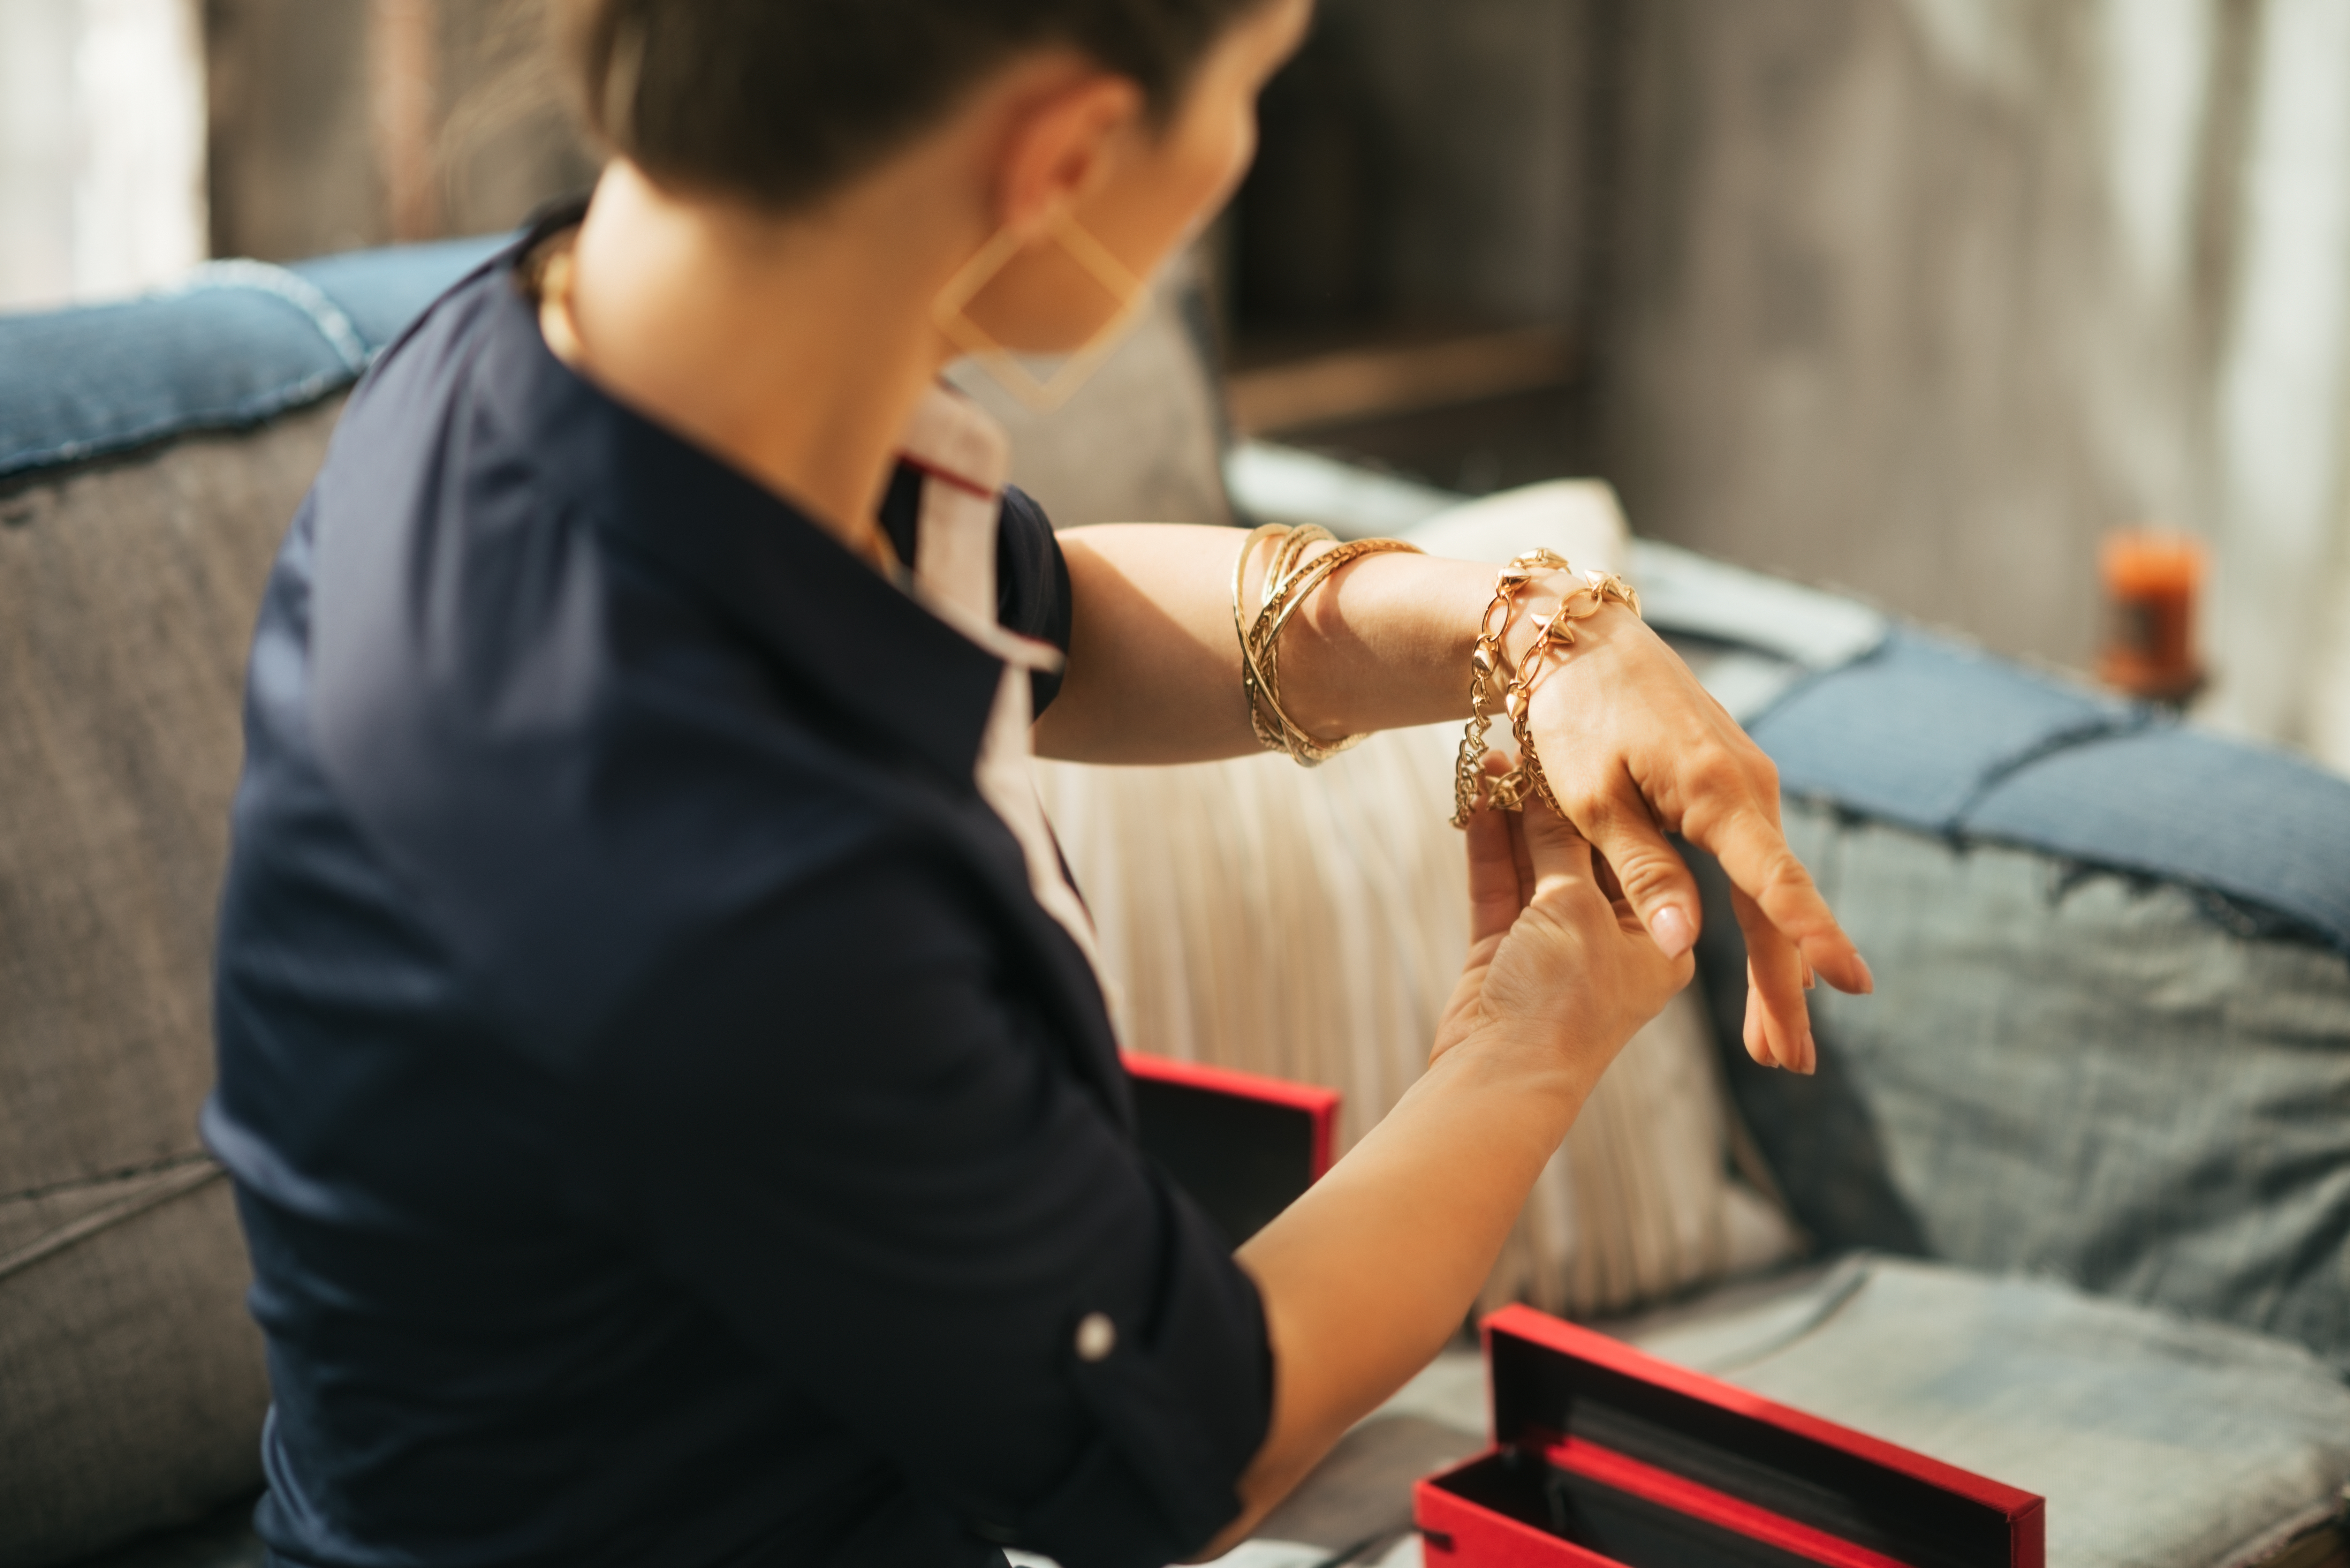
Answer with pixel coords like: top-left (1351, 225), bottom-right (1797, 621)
top-left (481, 268), bottom-right (1017, 788)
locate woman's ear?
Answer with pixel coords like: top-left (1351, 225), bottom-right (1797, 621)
top-left (993, 72), bottom-right (1147, 240)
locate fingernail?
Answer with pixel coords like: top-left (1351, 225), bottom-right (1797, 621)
top-left (1802, 1030), bottom-right (1818, 1075)
top-left (1856, 954), bottom-right (1877, 995)
top-left (1650, 905), bottom-right (1695, 959)
top-left (1802, 962), bottom-right (1817, 991)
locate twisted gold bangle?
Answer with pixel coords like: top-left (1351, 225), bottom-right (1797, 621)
top-left (1232, 525), bottom-right (1425, 766)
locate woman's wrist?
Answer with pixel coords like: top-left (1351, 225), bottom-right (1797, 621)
top-left (1271, 551), bottom-right (1516, 740)
top-left (1500, 577), bottom-right (1641, 674)
top-left (1421, 1014), bottom-right (1602, 1117)
top-left (1276, 552), bottom-right (1640, 744)
top-left (1516, 598), bottom-right (1644, 750)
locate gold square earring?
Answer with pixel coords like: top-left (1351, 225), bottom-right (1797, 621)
top-left (931, 208), bottom-right (1150, 413)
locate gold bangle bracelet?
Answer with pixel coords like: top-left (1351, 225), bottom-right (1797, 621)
top-left (1233, 525), bottom-right (1425, 767)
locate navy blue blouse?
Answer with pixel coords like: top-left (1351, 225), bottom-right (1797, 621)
top-left (203, 238), bottom-right (1270, 1568)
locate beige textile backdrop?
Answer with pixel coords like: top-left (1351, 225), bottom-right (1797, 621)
top-left (1602, 0), bottom-right (2350, 769)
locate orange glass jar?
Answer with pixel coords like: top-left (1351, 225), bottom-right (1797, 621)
top-left (2097, 530), bottom-right (2205, 703)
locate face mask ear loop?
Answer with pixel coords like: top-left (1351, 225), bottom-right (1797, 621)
top-left (931, 208), bottom-right (1152, 414)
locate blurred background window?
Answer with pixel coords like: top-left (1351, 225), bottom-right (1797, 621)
top-left (1217, 0), bottom-right (1596, 493)
top-left (0, 0), bottom-right (208, 310)
top-left (200, 0), bottom-right (595, 263)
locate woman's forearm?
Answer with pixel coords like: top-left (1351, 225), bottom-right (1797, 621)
top-left (1034, 523), bottom-right (1503, 763)
top-left (1196, 1030), bottom-right (1588, 1555)
top-left (1192, 796), bottom-right (1691, 1559)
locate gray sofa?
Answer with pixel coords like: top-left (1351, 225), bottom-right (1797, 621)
top-left (3, 239), bottom-right (2347, 1568)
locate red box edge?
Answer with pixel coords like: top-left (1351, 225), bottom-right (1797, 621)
top-left (1416, 1440), bottom-right (2048, 1568)
top-left (1479, 1304), bottom-right (2044, 1528)
top-left (1415, 1461), bottom-right (1621, 1568)
top-left (2014, 1498), bottom-right (2046, 1568)
top-left (1119, 1050), bottom-right (1340, 1180)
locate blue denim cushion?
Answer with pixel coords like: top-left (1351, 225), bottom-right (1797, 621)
top-left (1701, 805), bottom-right (2350, 1375)
top-left (285, 240), bottom-right (509, 351)
top-left (0, 236), bottom-right (503, 482)
top-left (1747, 629), bottom-right (2147, 833)
top-left (1740, 624), bottom-right (2350, 956)
top-left (1963, 727), bottom-right (2350, 959)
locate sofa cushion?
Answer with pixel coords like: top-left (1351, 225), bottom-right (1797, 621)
top-left (1038, 720), bottom-right (1801, 1323)
top-left (0, 1176), bottom-right (270, 1568)
top-left (1699, 803), bottom-right (2350, 1377)
top-left (0, 403), bottom-right (343, 1193)
top-left (0, 401), bottom-right (345, 1565)
top-left (1641, 556), bottom-right (2350, 1373)
top-left (1962, 725), bottom-right (2350, 956)
top-left (1621, 1256), bottom-right (2350, 1568)
top-left (0, 236), bottom-right (531, 1565)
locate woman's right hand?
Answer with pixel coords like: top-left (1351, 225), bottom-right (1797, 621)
top-left (1215, 760), bottom-right (1693, 1558)
top-left (1431, 756), bottom-right (1693, 1078)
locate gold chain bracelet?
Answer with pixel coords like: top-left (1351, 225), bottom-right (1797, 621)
top-left (1233, 524), bottom-right (1425, 766)
top-left (1450, 549), bottom-right (1569, 827)
top-left (1455, 560), bottom-right (1642, 824)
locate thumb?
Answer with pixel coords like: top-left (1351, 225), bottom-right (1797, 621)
top-left (1517, 799), bottom-right (1600, 900)
top-left (1583, 800), bottom-right (1703, 961)
top-left (1464, 780), bottom-right (1529, 945)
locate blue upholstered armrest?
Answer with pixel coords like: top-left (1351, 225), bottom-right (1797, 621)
top-left (0, 236), bottom-right (507, 485)
top-left (1747, 629), bottom-right (2350, 957)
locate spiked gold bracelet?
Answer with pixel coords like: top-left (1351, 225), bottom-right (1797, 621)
top-left (1450, 550), bottom-right (1569, 826)
top-left (1454, 560), bottom-right (1641, 824)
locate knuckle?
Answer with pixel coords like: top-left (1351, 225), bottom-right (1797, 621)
top-left (1756, 850), bottom-right (1822, 907)
top-left (1562, 778), bottom-right (1627, 832)
top-left (1682, 749), bottom-right (1751, 805)
top-left (1614, 854), bottom-right (1685, 902)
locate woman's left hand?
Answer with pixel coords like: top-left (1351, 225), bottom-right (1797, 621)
top-left (1041, 525), bottom-right (1869, 1073)
top-left (1517, 603), bottom-right (1872, 1074)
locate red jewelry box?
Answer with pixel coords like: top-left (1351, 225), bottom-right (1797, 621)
top-left (1123, 1051), bottom-right (1339, 1245)
top-left (1414, 1304), bottom-right (2045, 1568)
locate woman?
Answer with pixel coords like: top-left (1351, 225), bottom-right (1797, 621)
top-left (205, 2), bottom-right (1870, 1564)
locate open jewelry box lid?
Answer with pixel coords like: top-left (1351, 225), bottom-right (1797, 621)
top-left (1123, 1052), bottom-right (1338, 1247)
top-left (1414, 1305), bottom-right (2044, 1568)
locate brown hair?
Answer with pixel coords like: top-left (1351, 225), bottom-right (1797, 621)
top-left (557, 0), bottom-right (1273, 212)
